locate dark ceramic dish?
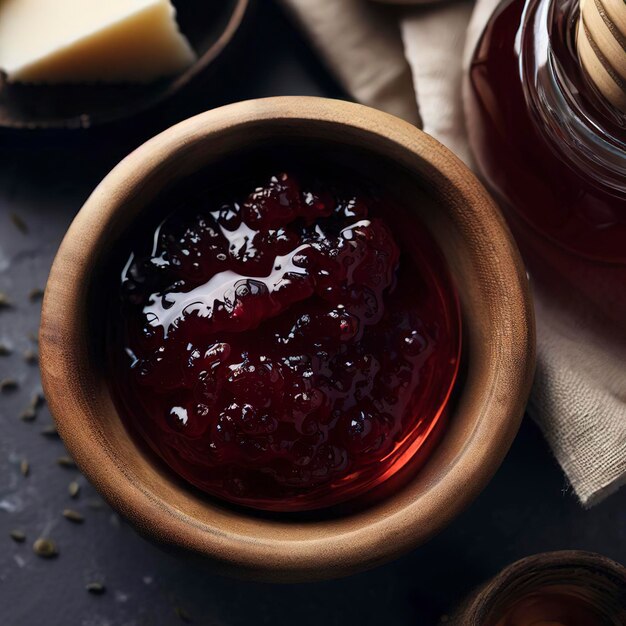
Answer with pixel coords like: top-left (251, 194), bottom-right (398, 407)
top-left (0, 0), bottom-right (249, 131)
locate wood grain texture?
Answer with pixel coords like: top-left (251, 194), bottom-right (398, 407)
top-left (447, 550), bottom-right (626, 625)
top-left (39, 96), bottom-right (535, 582)
top-left (0, 0), bottom-right (249, 130)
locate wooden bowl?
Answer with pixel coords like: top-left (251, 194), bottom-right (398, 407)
top-left (446, 551), bottom-right (626, 625)
top-left (40, 96), bottom-right (535, 582)
top-left (0, 0), bottom-right (249, 131)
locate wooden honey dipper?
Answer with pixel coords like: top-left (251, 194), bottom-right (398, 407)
top-left (577, 0), bottom-right (626, 111)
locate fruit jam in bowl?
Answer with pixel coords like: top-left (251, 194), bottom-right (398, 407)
top-left (40, 98), bottom-right (535, 580)
top-left (110, 166), bottom-right (461, 512)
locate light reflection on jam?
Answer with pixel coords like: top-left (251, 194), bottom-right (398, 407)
top-left (109, 171), bottom-right (461, 511)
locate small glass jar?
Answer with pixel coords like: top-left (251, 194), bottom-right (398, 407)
top-left (445, 551), bottom-right (626, 626)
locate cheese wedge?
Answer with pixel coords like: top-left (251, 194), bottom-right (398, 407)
top-left (0, 0), bottom-right (196, 84)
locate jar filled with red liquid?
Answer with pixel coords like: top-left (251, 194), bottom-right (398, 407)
top-left (466, 0), bottom-right (626, 326)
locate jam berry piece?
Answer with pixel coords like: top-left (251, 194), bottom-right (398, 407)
top-left (310, 444), bottom-right (349, 480)
top-left (341, 408), bottom-right (388, 454)
top-left (291, 439), bottom-right (316, 467)
top-left (243, 173), bottom-right (302, 229)
top-left (291, 389), bottom-right (327, 434)
top-left (401, 329), bottom-right (427, 356)
top-left (236, 435), bottom-right (271, 460)
top-left (301, 189), bottom-right (336, 222)
top-left (165, 403), bottom-right (212, 438)
top-left (332, 195), bottom-right (368, 220)
top-left (220, 403), bottom-right (277, 436)
top-left (213, 203), bottom-right (242, 231)
top-left (261, 227), bottom-right (300, 257)
top-left (225, 357), bottom-right (285, 409)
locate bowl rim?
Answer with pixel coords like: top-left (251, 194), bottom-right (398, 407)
top-left (40, 96), bottom-right (536, 581)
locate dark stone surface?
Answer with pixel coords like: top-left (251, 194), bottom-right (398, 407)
top-left (0, 3), bottom-right (624, 625)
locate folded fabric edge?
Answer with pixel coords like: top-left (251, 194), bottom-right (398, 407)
top-left (276, 0), bottom-right (422, 127)
top-left (527, 400), bottom-right (626, 508)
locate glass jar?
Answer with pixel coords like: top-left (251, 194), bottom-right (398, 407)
top-left (466, 0), bottom-right (626, 324)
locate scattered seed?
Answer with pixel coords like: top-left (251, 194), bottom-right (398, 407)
top-left (23, 348), bottom-right (38, 365)
top-left (57, 456), bottom-right (76, 469)
top-left (20, 406), bottom-right (37, 422)
top-left (41, 424), bottom-right (59, 438)
top-left (20, 393), bottom-right (45, 421)
top-left (33, 537), bottom-right (57, 558)
top-left (0, 343), bottom-right (11, 356)
top-left (20, 459), bottom-right (29, 476)
top-left (10, 212), bottom-right (28, 234)
top-left (28, 288), bottom-right (44, 302)
top-left (68, 481), bottom-right (80, 498)
top-left (30, 391), bottom-right (45, 409)
top-left (62, 509), bottom-right (84, 523)
top-left (86, 582), bottom-right (106, 595)
top-left (10, 529), bottom-right (26, 543)
top-left (0, 378), bottom-right (18, 392)
top-left (175, 607), bottom-right (192, 623)
top-left (0, 292), bottom-right (11, 309)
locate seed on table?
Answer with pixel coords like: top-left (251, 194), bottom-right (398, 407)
top-left (10, 212), bottom-right (28, 234)
top-left (20, 406), bottom-right (37, 422)
top-left (57, 456), bottom-right (76, 469)
top-left (28, 288), bottom-right (44, 302)
top-left (62, 509), bottom-right (84, 523)
top-left (0, 343), bottom-right (11, 356)
top-left (33, 537), bottom-right (57, 558)
top-left (0, 292), bottom-right (11, 309)
top-left (41, 425), bottom-right (59, 438)
top-left (23, 349), bottom-right (38, 365)
top-left (10, 529), bottom-right (26, 543)
top-left (68, 481), bottom-right (80, 498)
top-left (20, 459), bottom-right (29, 476)
top-left (175, 607), bottom-right (192, 623)
top-left (31, 391), bottom-right (45, 408)
top-left (0, 378), bottom-right (18, 392)
top-left (86, 582), bottom-right (106, 595)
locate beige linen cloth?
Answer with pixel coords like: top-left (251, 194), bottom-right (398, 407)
top-left (278, 0), bottom-right (626, 506)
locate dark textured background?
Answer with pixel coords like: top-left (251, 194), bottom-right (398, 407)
top-left (0, 3), bottom-right (624, 625)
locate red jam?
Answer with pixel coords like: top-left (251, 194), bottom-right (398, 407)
top-left (109, 170), bottom-right (461, 511)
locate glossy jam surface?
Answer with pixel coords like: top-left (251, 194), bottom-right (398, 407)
top-left (109, 169), bottom-right (460, 511)
top-left (467, 0), bottom-right (626, 263)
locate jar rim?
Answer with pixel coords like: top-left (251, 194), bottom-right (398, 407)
top-left (521, 0), bottom-right (626, 195)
